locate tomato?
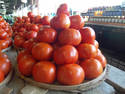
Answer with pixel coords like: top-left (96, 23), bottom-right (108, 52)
top-left (33, 15), bottom-right (41, 24)
top-left (80, 27), bottom-right (95, 43)
top-left (0, 30), bottom-right (9, 40)
top-left (0, 40), bottom-right (8, 50)
top-left (58, 28), bottom-right (81, 46)
top-left (30, 24), bottom-right (39, 32)
top-left (18, 27), bottom-right (26, 32)
top-left (5, 27), bottom-right (13, 37)
top-left (0, 70), bottom-right (4, 83)
top-left (14, 35), bottom-right (25, 48)
top-left (36, 28), bottom-right (57, 43)
top-left (23, 39), bottom-right (36, 52)
top-left (32, 42), bottom-right (53, 61)
top-left (17, 50), bottom-right (30, 62)
top-left (91, 40), bottom-right (99, 49)
top-left (57, 3), bottom-right (69, 16)
top-left (24, 17), bottom-right (30, 23)
top-left (50, 14), bottom-right (70, 30)
top-left (70, 15), bottom-right (84, 30)
top-left (5, 38), bottom-right (12, 46)
top-left (57, 64), bottom-right (84, 85)
top-left (77, 43), bottom-right (97, 59)
top-left (0, 58), bottom-right (11, 75)
top-left (95, 49), bottom-right (107, 68)
top-left (41, 16), bottom-right (50, 25)
top-left (32, 61), bottom-right (56, 84)
top-left (18, 56), bottom-right (36, 76)
top-left (80, 58), bottom-right (103, 80)
top-left (28, 12), bottom-right (34, 18)
top-left (25, 30), bottom-right (37, 40)
top-left (38, 24), bottom-right (43, 31)
top-left (54, 45), bottom-right (78, 64)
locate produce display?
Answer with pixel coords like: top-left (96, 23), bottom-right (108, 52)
top-left (0, 52), bottom-right (12, 83)
top-left (0, 16), bottom-right (12, 51)
top-left (16, 3), bottom-right (107, 86)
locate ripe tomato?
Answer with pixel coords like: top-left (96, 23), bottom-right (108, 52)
top-left (5, 38), bottom-right (12, 46)
top-left (36, 28), bottom-right (57, 43)
top-left (77, 43), bottom-right (97, 59)
top-left (54, 45), bottom-right (78, 64)
top-left (23, 39), bottom-right (36, 52)
top-left (80, 58), bottom-right (103, 80)
top-left (0, 58), bottom-right (11, 75)
top-left (91, 40), bottom-right (99, 49)
top-left (0, 40), bottom-right (8, 50)
top-left (25, 30), bottom-right (37, 40)
top-left (28, 12), bottom-right (34, 18)
top-left (41, 16), bottom-right (50, 25)
top-left (38, 24), bottom-right (43, 31)
top-left (14, 35), bottom-right (25, 48)
top-left (18, 27), bottom-right (26, 32)
top-left (32, 42), bottom-right (53, 61)
top-left (57, 3), bottom-right (69, 16)
top-left (32, 61), bottom-right (56, 84)
top-left (17, 50), bottom-right (30, 62)
top-left (34, 15), bottom-right (41, 24)
top-left (50, 14), bottom-right (70, 30)
top-left (58, 28), bottom-right (81, 46)
top-left (57, 64), bottom-right (84, 85)
top-left (0, 70), bottom-right (4, 83)
top-left (95, 49), bottom-right (107, 68)
top-left (70, 15), bottom-right (84, 30)
top-left (18, 56), bottom-right (36, 76)
top-left (30, 24), bottom-right (39, 32)
top-left (0, 30), bottom-right (9, 40)
top-left (80, 27), bottom-right (95, 43)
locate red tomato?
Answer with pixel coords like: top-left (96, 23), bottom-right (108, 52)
top-left (0, 30), bottom-right (9, 40)
top-left (36, 28), bottom-right (57, 43)
top-left (77, 43), bottom-right (97, 59)
top-left (18, 27), bottom-right (26, 32)
top-left (50, 14), bottom-right (70, 30)
top-left (0, 52), bottom-right (8, 59)
top-left (18, 56), bottom-right (36, 76)
top-left (30, 24), bottom-right (39, 32)
top-left (80, 58), bottom-right (103, 80)
top-left (80, 27), bottom-right (95, 43)
top-left (95, 49), bottom-right (107, 68)
top-left (33, 15), bottom-right (41, 24)
top-left (32, 61), bottom-right (56, 84)
top-left (0, 70), bottom-right (4, 83)
top-left (5, 38), bottom-right (12, 46)
top-left (57, 64), bottom-right (84, 85)
top-left (17, 49), bottom-right (30, 62)
top-left (0, 40), bottom-right (8, 50)
top-left (32, 42), bottom-right (53, 61)
top-left (23, 39), bottom-right (36, 52)
top-left (54, 45), bottom-right (78, 64)
top-left (28, 12), bottom-right (34, 18)
top-left (0, 58), bottom-right (11, 75)
top-left (37, 24), bottom-right (43, 31)
top-left (58, 28), bottom-right (81, 46)
top-left (57, 3), bottom-right (69, 16)
top-left (70, 15), bottom-right (85, 30)
top-left (41, 16), bottom-right (50, 25)
top-left (25, 30), bottom-right (37, 40)
top-left (14, 35), bottom-right (25, 48)
top-left (91, 40), bottom-right (99, 49)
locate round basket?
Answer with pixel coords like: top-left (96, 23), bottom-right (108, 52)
top-left (16, 64), bottom-right (110, 92)
top-left (0, 69), bottom-right (13, 88)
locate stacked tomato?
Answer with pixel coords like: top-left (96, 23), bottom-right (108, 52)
top-left (17, 4), bottom-right (107, 85)
top-left (0, 52), bottom-right (11, 83)
top-left (0, 16), bottom-right (12, 50)
top-left (12, 12), bottom-right (50, 49)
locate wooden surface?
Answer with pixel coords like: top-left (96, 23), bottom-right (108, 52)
top-left (2, 48), bottom-right (125, 94)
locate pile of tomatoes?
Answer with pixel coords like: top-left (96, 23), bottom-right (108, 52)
top-left (0, 52), bottom-right (11, 83)
top-left (0, 16), bottom-right (12, 50)
top-left (17, 3), bottom-right (107, 85)
top-left (12, 11), bottom-right (50, 49)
